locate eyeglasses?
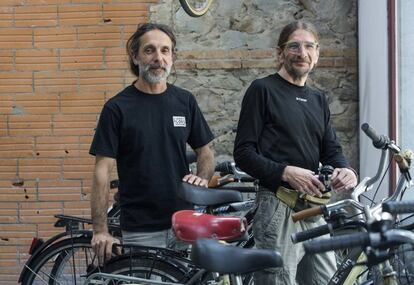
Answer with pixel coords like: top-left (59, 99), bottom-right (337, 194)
top-left (280, 41), bottom-right (319, 54)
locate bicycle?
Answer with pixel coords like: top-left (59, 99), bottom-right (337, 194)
top-left (19, 151), bottom-right (200, 284)
top-left (19, 161), bottom-right (256, 285)
top-left (83, 161), bottom-right (336, 285)
top-left (83, 182), bottom-right (257, 285)
top-left (84, 237), bottom-right (283, 285)
top-left (290, 122), bottom-right (414, 285)
top-left (179, 0), bottom-right (213, 17)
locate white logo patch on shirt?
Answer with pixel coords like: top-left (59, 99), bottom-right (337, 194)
top-left (173, 116), bottom-right (186, 127)
top-left (296, 97), bottom-right (307, 102)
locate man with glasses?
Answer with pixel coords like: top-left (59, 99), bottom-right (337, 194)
top-left (234, 21), bottom-right (357, 284)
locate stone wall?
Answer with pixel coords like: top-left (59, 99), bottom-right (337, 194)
top-left (150, 0), bottom-right (359, 169)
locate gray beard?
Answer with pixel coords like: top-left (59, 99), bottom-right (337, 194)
top-left (142, 65), bottom-right (171, 84)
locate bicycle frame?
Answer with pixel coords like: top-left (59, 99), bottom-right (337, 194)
top-left (84, 271), bottom-right (245, 285)
top-left (82, 234), bottom-right (282, 285)
top-left (329, 247), bottom-right (367, 285)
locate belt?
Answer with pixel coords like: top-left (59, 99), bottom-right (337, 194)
top-left (275, 186), bottom-right (331, 212)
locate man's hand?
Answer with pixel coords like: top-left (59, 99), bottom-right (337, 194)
top-left (91, 232), bottom-right (121, 266)
top-left (182, 174), bottom-right (209, 187)
top-left (331, 168), bottom-right (358, 192)
top-left (282, 166), bottom-right (325, 197)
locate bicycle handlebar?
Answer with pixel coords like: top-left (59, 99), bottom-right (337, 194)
top-left (215, 161), bottom-right (233, 174)
top-left (382, 200), bottom-right (414, 215)
top-left (361, 123), bottom-right (388, 149)
top-left (362, 123), bottom-right (401, 153)
top-left (304, 229), bottom-right (414, 254)
top-left (214, 161), bottom-right (255, 182)
top-left (291, 223), bottom-right (331, 243)
top-left (291, 219), bottom-right (366, 243)
top-left (292, 123), bottom-right (410, 224)
top-left (211, 200), bottom-right (255, 215)
top-left (304, 231), bottom-right (371, 254)
top-left (292, 199), bottom-right (365, 223)
top-left (291, 206), bottom-right (325, 222)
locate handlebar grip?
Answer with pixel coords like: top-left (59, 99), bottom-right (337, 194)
top-left (400, 221), bottom-right (414, 231)
top-left (291, 224), bottom-right (331, 243)
top-left (383, 201), bottom-right (414, 214)
top-left (361, 123), bottom-right (387, 149)
top-left (215, 161), bottom-right (232, 174)
top-left (304, 232), bottom-right (370, 253)
top-left (239, 176), bottom-right (255, 183)
top-left (292, 206), bottom-right (324, 223)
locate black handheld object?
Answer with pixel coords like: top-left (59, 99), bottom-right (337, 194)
top-left (319, 165), bottom-right (334, 192)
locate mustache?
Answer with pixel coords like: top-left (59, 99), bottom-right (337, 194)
top-left (291, 55), bottom-right (311, 64)
top-left (148, 63), bottom-right (168, 70)
top-left (291, 59), bottom-right (310, 64)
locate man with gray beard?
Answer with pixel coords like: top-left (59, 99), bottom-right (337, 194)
top-left (89, 23), bottom-right (215, 266)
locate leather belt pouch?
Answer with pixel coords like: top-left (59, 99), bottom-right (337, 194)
top-left (276, 186), bottom-right (331, 212)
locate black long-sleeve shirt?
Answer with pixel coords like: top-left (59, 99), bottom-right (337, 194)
top-left (234, 73), bottom-right (349, 189)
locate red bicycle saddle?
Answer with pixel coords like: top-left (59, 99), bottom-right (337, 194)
top-left (172, 210), bottom-right (247, 243)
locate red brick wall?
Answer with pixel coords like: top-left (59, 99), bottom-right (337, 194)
top-left (0, 1), bottom-right (157, 283)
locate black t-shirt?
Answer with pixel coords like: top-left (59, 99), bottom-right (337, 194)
top-left (90, 84), bottom-right (214, 231)
top-left (234, 73), bottom-right (349, 189)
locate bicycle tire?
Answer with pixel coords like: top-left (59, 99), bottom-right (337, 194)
top-left (179, 0), bottom-right (213, 17)
top-left (101, 255), bottom-right (187, 284)
top-left (21, 236), bottom-right (97, 285)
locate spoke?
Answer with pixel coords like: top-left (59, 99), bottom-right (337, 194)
top-left (24, 265), bottom-right (50, 285)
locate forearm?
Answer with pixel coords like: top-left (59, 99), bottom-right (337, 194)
top-left (91, 175), bottom-right (110, 234)
top-left (195, 145), bottom-right (214, 181)
top-left (91, 156), bottom-right (114, 234)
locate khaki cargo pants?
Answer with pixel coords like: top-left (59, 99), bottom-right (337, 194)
top-left (253, 190), bottom-right (337, 285)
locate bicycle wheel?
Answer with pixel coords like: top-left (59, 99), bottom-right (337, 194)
top-left (101, 255), bottom-right (187, 284)
top-left (390, 244), bottom-right (414, 284)
top-left (179, 0), bottom-right (213, 17)
top-left (21, 236), bottom-right (97, 285)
